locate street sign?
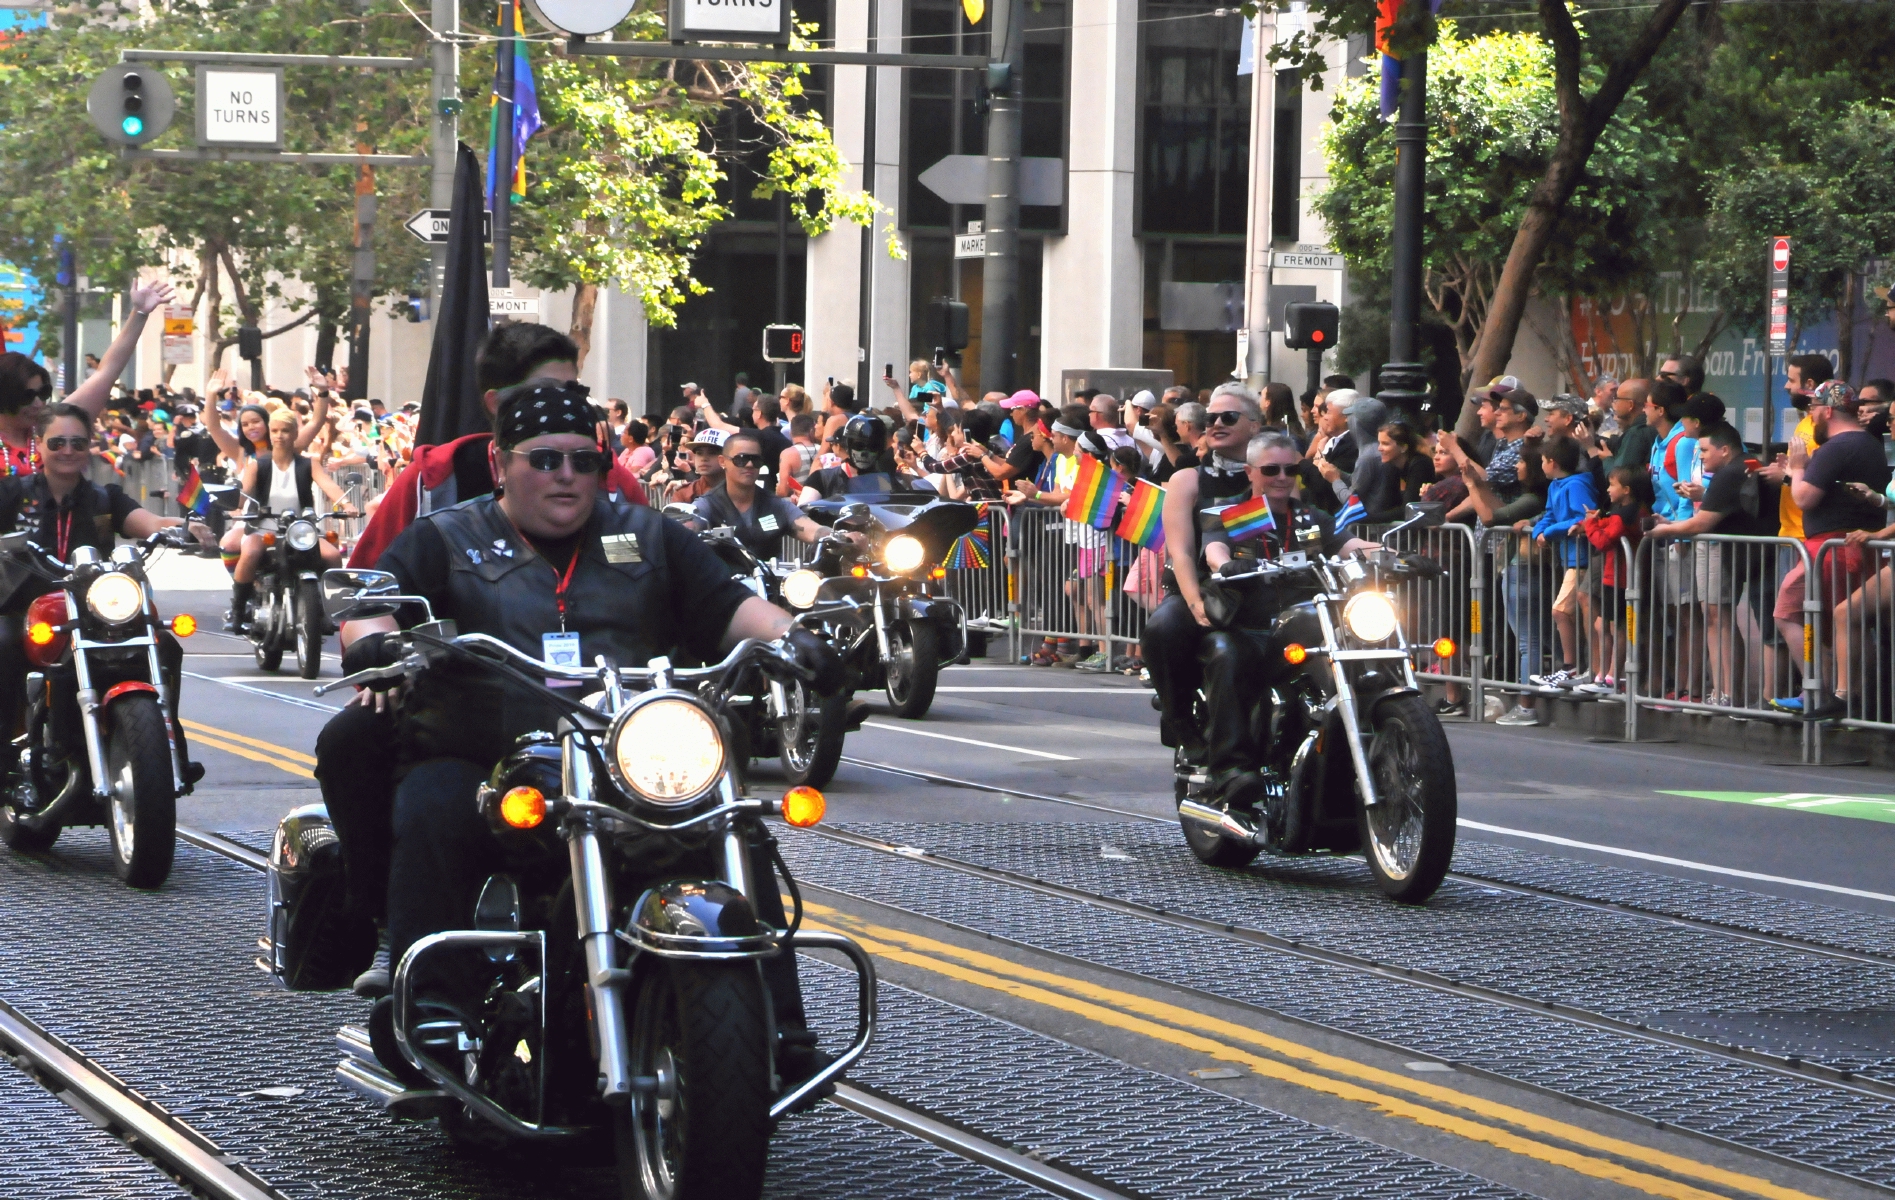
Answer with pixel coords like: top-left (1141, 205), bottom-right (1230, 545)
top-left (918, 155), bottom-right (1065, 208)
top-left (525, 0), bottom-right (636, 35)
top-left (1273, 245), bottom-right (1344, 271)
top-left (86, 65), bottom-right (176, 146)
top-left (196, 66), bottom-right (282, 149)
top-left (1767, 236), bottom-right (1790, 355)
top-left (162, 305), bottom-right (195, 338)
top-left (762, 324), bottom-right (804, 363)
top-left (405, 208), bottom-right (492, 244)
top-left (490, 287), bottom-right (541, 318)
top-left (954, 233), bottom-right (985, 260)
top-left (669, 0), bottom-right (791, 44)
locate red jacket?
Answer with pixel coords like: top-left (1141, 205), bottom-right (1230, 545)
top-left (349, 433), bottom-right (649, 568)
top-left (1581, 506), bottom-right (1643, 589)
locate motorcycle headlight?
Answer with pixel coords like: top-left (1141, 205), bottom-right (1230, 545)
top-left (85, 572), bottom-right (143, 625)
top-left (607, 695), bottom-right (726, 806)
top-left (783, 568), bottom-right (823, 610)
top-left (286, 520), bottom-right (320, 552)
top-left (883, 534), bottom-right (925, 574)
top-left (1342, 590), bottom-right (1399, 643)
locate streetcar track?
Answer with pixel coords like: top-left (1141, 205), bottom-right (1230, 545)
top-left (174, 825), bottom-right (1140, 1200)
top-left (839, 754), bottom-right (1895, 969)
top-left (0, 994), bottom-right (286, 1200)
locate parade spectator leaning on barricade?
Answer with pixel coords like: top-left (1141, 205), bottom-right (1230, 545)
top-left (1645, 381), bottom-right (1701, 702)
top-left (1307, 388), bottom-right (1360, 502)
top-left (1772, 380), bottom-right (1890, 718)
top-left (1014, 405), bottom-right (1093, 666)
top-left (1365, 418), bottom-right (1435, 523)
top-left (1528, 435), bottom-right (1599, 691)
top-left (1648, 422), bottom-right (1762, 709)
top-left (1833, 452), bottom-right (1895, 717)
top-left (1581, 465), bottom-right (1653, 697)
top-left (618, 419), bottom-right (655, 478)
top-left (917, 405), bottom-right (1004, 502)
top-left (1760, 355), bottom-right (1831, 700)
top-left (1424, 433), bottom-right (1474, 521)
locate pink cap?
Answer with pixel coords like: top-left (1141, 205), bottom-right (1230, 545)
top-left (1002, 390), bottom-right (1040, 408)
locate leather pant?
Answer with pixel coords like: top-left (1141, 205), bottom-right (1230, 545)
top-left (1142, 594), bottom-right (1274, 778)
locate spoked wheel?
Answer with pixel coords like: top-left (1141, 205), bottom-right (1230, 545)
top-left (295, 579), bottom-right (324, 680)
top-left (615, 962), bottom-right (770, 1200)
top-left (777, 680), bottom-right (846, 789)
top-left (103, 695), bottom-right (177, 889)
top-left (253, 581), bottom-right (284, 671)
top-left (1358, 694), bottom-right (1457, 903)
top-left (883, 620), bottom-right (940, 719)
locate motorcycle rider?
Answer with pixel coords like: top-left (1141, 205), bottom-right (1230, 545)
top-left (803, 414), bottom-right (920, 499)
top-left (0, 404), bottom-right (218, 789)
top-left (226, 409), bottom-right (350, 632)
top-left (338, 379), bottom-right (845, 1087)
top-left (692, 429), bottom-right (834, 559)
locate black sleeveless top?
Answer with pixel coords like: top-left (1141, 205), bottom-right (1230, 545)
top-left (253, 455), bottom-right (315, 512)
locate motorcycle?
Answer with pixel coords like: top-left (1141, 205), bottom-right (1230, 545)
top-left (662, 505), bottom-right (851, 790)
top-left (261, 568), bottom-right (874, 1200)
top-left (221, 489), bottom-right (357, 678)
top-left (1174, 504), bottom-right (1459, 903)
top-left (777, 497), bottom-right (977, 719)
top-left (0, 528), bottom-right (203, 888)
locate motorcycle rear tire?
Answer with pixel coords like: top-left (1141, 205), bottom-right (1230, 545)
top-left (103, 695), bottom-right (176, 890)
top-left (779, 684), bottom-right (846, 789)
top-left (883, 620), bottom-right (940, 719)
top-left (295, 579), bottom-right (324, 680)
top-left (1358, 694), bottom-right (1457, 904)
top-left (616, 961), bottom-right (770, 1200)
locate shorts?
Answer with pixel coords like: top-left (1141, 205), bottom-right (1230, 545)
top-left (1812, 536), bottom-right (1871, 616)
top-left (1664, 541), bottom-right (1697, 605)
top-left (1075, 545), bottom-right (1108, 579)
top-left (1552, 568), bottom-right (1582, 615)
top-left (1598, 582), bottom-right (1626, 621)
top-left (1693, 540), bottom-right (1738, 606)
top-left (1773, 558), bottom-right (1806, 623)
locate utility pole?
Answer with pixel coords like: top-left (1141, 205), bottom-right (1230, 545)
top-left (348, 128), bottom-right (376, 402)
top-left (854, 0), bottom-right (879, 400)
top-left (57, 238), bottom-right (77, 398)
top-left (979, 0), bottom-right (1024, 393)
top-left (775, 191), bottom-right (789, 395)
top-left (1240, 9), bottom-right (1277, 393)
top-left (1375, 48), bottom-right (1428, 419)
top-left (429, 0), bottom-right (459, 308)
top-left (492, 0), bottom-right (516, 288)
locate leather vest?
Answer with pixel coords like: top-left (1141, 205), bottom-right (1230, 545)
top-left (253, 455), bottom-right (314, 511)
top-left (399, 495), bottom-right (677, 768)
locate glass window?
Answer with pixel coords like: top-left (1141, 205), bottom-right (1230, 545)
top-left (1137, 2), bottom-right (1249, 236)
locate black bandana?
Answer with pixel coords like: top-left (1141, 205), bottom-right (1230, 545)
top-left (494, 379), bottom-right (598, 450)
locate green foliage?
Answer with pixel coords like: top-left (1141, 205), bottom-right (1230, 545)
top-left (1314, 23), bottom-right (1677, 370)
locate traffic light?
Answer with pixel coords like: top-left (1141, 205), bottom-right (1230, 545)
top-left (1283, 301), bottom-right (1339, 352)
top-left (762, 324), bottom-right (804, 363)
top-left (86, 65), bottom-right (176, 147)
top-left (237, 325), bottom-right (263, 360)
top-left (927, 297), bottom-right (970, 355)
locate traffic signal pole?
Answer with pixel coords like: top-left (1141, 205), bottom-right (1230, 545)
top-left (1375, 48), bottom-right (1428, 420)
top-left (1240, 8), bottom-right (1277, 393)
top-left (978, 0), bottom-right (1024, 393)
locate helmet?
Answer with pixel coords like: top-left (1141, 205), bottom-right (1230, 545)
top-left (841, 414), bottom-right (888, 471)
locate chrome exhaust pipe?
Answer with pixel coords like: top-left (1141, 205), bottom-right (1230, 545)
top-left (19, 761), bottom-right (87, 832)
top-left (1177, 798), bottom-right (1264, 846)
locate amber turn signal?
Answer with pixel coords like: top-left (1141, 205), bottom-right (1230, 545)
top-left (171, 613), bottom-right (197, 638)
top-left (27, 621), bottom-right (55, 646)
top-left (499, 786), bottom-right (547, 829)
top-left (1433, 637), bottom-right (1455, 659)
top-left (931, 567), bottom-right (947, 579)
top-left (781, 786), bottom-right (826, 828)
top-left (1283, 643), bottom-right (1307, 665)
top-left (850, 565), bottom-right (868, 579)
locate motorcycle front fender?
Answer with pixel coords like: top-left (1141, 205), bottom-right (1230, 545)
top-left (623, 879), bottom-right (777, 959)
top-left (897, 595), bottom-right (967, 661)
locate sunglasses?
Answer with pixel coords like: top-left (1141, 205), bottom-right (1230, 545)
top-left (727, 453), bottom-right (765, 469)
top-left (1248, 463), bottom-right (1291, 476)
top-left (42, 436), bottom-right (89, 452)
top-left (1206, 410), bottom-right (1248, 427)
top-left (513, 447), bottom-right (607, 473)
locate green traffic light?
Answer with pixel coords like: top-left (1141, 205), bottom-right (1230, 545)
top-left (120, 114), bottom-right (144, 138)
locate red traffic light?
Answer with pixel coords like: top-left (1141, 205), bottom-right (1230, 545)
top-left (1311, 330), bottom-right (1325, 343)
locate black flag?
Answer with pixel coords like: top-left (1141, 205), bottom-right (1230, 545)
top-left (415, 143), bottom-right (492, 449)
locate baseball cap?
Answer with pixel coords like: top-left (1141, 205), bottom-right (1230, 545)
top-left (1547, 394), bottom-right (1588, 419)
top-left (1130, 389), bottom-right (1158, 410)
top-left (680, 381), bottom-right (700, 392)
top-left (688, 427), bottom-right (729, 449)
top-left (1812, 380), bottom-right (1858, 410)
top-left (1001, 389), bottom-right (1040, 409)
top-left (1473, 374), bottom-right (1521, 400)
top-left (1501, 387), bottom-right (1538, 417)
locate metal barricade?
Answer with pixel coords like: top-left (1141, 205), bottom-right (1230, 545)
top-left (1818, 535), bottom-right (1895, 744)
top-left (1011, 504), bottom-right (1137, 668)
top-left (1381, 523), bottom-right (1484, 717)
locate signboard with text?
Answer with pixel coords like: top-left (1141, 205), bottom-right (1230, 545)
top-left (669, 0), bottom-right (790, 44)
top-left (161, 303), bottom-right (194, 365)
top-left (196, 66), bottom-right (283, 149)
top-left (1767, 236), bottom-right (1790, 354)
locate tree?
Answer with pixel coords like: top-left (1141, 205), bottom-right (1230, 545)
top-left (1316, 25), bottom-right (1676, 386)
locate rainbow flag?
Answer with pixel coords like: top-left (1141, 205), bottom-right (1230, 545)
top-left (1062, 456), bottom-right (1126, 530)
top-left (1115, 479), bottom-right (1165, 550)
top-left (485, 2), bottom-right (542, 208)
top-left (177, 465), bottom-right (209, 515)
top-left (945, 522), bottom-right (990, 570)
top-left (1221, 495), bottom-right (1276, 542)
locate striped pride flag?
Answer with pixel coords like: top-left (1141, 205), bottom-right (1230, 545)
top-left (1061, 456), bottom-right (1126, 531)
top-left (177, 465), bottom-right (210, 515)
top-left (1115, 478), bottom-right (1165, 550)
top-left (1220, 495), bottom-right (1276, 542)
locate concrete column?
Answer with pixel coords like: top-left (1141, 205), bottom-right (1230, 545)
top-left (583, 286), bottom-right (649, 414)
top-left (1038, 0), bottom-right (1141, 396)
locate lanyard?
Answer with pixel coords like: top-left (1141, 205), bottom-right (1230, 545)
top-left (53, 509), bottom-right (72, 560)
top-left (514, 531), bottom-right (581, 631)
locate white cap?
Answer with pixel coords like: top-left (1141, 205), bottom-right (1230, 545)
top-left (1131, 389), bottom-right (1158, 409)
top-left (688, 427), bottom-right (728, 449)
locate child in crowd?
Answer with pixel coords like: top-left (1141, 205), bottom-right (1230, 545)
top-left (1579, 465), bottom-right (1653, 695)
top-left (1528, 436), bottom-right (1599, 689)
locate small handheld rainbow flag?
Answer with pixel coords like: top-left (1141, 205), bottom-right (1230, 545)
top-left (1221, 495), bottom-right (1277, 542)
top-left (1062, 456), bottom-right (1127, 530)
top-left (177, 465), bottom-right (209, 515)
top-left (1116, 478), bottom-right (1165, 550)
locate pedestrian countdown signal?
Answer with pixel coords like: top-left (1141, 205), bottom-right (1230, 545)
top-left (763, 325), bottom-right (804, 363)
top-left (87, 65), bottom-right (176, 147)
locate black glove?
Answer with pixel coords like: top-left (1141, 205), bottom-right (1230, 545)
top-left (785, 626), bottom-right (846, 696)
top-left (1215, 560), bottom-right (1247, 578)
top-left (340, 631), bottom-right (405, 689)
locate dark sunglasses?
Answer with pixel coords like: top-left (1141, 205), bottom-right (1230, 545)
top-left (1248, 463), bottom-right (1290, 476)
top-left (727, 452), bottom-right (766, 469)
top-left (42, 436), bottom-right (89, 452)
top-left (1206, 410), bottom-right (1248, 427)
top-left (513, 447), bottom-right (607, 473)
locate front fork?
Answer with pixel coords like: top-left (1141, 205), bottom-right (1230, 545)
top-left (1315, 606), bottom-right (1379, 809)
top-left (564, 742), bottom-right (635, 1104)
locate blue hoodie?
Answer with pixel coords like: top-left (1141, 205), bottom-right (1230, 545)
top-left (1532, 471), bottom-right (1599, 568)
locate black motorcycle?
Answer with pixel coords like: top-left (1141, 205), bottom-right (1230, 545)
top-left (261, 569), bottom-right (873, 1200)
top-left (0, 528), bottom-right (203, 888)
top-left (664, 505), bottom-right (850, 789)
top-left (221, 489), bottom-right (356, 678)
top-left (1174, 505), bottom-right (1459, 903)
top-left (778, 497), bottom-right (977, 719)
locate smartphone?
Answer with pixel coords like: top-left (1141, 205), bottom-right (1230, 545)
top-left (985, 435), bottom-right (1011, 456)
top-left (883, 363), bottom-right (894, 380)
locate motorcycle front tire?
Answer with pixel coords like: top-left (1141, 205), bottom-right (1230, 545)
top-left (616, 961), bottom-right (770, 1200)
top-left (103, 694), bottom-right (177, 889)
top-left (779, 684), bottom-right (847, 789)
top-left (883, 619), bottom-right (940, 719)
top-left (294, 579), bottom-right (324, 680)
top-left (1357, 694), bottom-right (1457, 904)
top-left (254, 582), bottom-right (285, 672)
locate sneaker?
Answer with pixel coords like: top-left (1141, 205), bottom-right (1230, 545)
top-left (1767, 695), bottom-right (1804, 715)
top-left (1075, 651), bottom-right (1109, 671)
top-left (1529, 668), bottom-right (1580, 690)
top-left (1481, 695), bottom-right (1507, 722)
top-left (1495, 705), bottom-right (1541, 727)
top-left (1433, 698), bottom-right (1468, 718)
top-left (1572, 679), bottom-right (1613, 696)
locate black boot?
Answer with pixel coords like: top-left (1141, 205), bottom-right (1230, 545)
top-left (225, 581), bottom-right (255, 634)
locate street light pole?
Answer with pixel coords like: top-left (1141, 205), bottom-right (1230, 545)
top-left (492, 0), bottom-right (516, 288)
top-left (1240, 9), bottom-right (1277, 393)
top-left (429, 0), bottom-right (459, 310)
top-left (1376, 49), bottom-right (1428, 420)
top-left (979, 0), bottom-right (1024, 394)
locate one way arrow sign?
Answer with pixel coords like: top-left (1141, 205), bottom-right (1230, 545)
top-left (404, 208), bottom-right (491, 245)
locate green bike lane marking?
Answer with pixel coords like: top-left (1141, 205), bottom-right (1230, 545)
top-left (1660, 791), bottom-right (1895, 825)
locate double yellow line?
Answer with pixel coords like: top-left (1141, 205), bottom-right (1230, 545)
top-left (179, 719), bottom-right (314, 779)
top-left (808, 902), bottom-right (1825, 1200)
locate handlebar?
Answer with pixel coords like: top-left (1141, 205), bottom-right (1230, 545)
top-left (315, 632), bottom-right (804, 696)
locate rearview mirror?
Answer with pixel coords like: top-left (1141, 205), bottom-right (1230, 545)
top-left (1403, 501), bottom-right (1447, 528)
top-left (835, 502), bottom-right (874, 533)
top-left (321, 568), bottom-right (407, 621)
top-left (204, 483), bottom-right (242, 512)
top-left (0, 531), bottom-right (27, 555)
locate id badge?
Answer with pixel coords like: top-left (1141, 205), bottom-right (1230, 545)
top-left (542, 631), bottom-right (583, 687)
top-left (758, 513), bottom-right (779, 533)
